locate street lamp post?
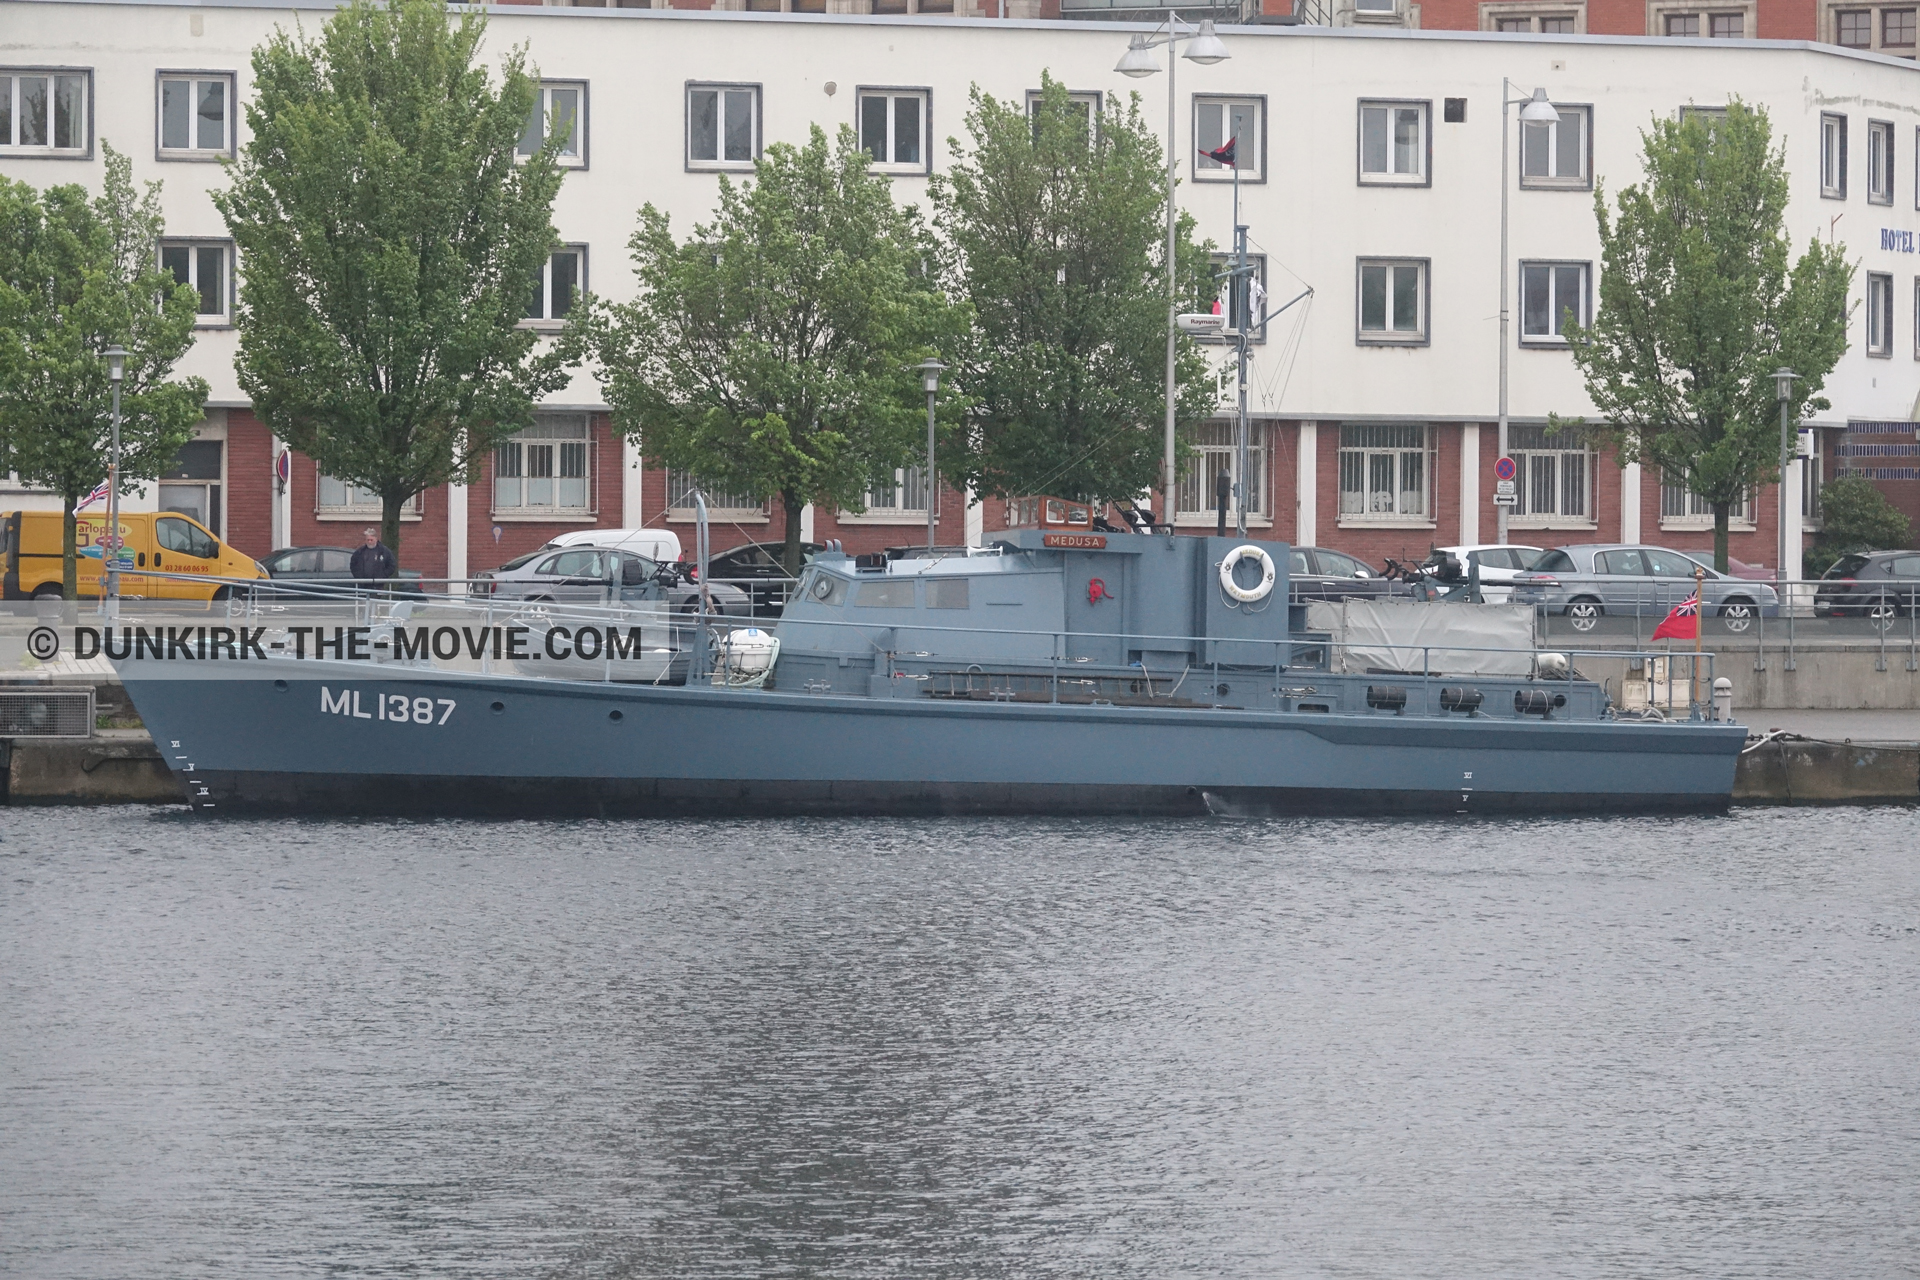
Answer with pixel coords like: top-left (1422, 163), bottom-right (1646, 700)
top-left (1775, 366), bottom-right (1799, 590)
top-left (918, 357), bottom-right (947, 549)
top-left (103, 345), bottom-right (127, 619)
top-left (1497, 83), bottom-right (1563, 547)
top-left (1117, 18), bottom-right (1229, 531)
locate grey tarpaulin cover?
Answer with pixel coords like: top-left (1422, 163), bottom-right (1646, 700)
top-left (1304, 598), bottom-right (1537, 675)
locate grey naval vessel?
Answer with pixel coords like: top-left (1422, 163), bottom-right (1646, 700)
top-left (116, 530), bottom-right (1747, 815)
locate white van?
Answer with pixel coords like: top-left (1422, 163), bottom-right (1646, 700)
top-left (541, 528), bottom-right (683, 563)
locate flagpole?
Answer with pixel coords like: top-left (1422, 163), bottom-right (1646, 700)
top-left (1692, 565), bottom-right (1704, 718)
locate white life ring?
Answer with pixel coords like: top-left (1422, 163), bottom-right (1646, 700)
top-left (1219, 544), bottom-right (1276, 603)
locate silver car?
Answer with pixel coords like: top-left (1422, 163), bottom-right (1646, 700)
top-left (475, 546), bottom-right (751, 615)
top-left (1511, 544), bottom-right (1779, 632)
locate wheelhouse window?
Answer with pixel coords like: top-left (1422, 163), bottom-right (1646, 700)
top-left (1356, 259), bottom-right (1428, 344)
top-left (1177, 421), bottom-right (1270, 523)
top-left (157, 72), bottom-right (232, 158)
top-left (494, 414), bottom-right (592, 515)
top-left (1868, 119), bottom-right (1894, 204)
top-left (526, 246), bottom-right (583, 324)
top-left (1822, 113), bottom-right (1848, 199)
top-left (520, 81), bottom-right (585, 167)
top-left (1509, 423), bottom-right (1592, 524)
top-left (1867, 271), bottom-right (1894, 355)
top-left (687, 83), bottom-right (759, 171)
top-left (159, 240), bottom-right (232, 325)
top-left (1194, 96), bottom-right (1264, 182)
top-left (1358, 100), bottom-right (1428, 185)
top-left (1519, 261), bottom-right (1589, 343)
top-left (1338, 423), bottom-right (1430, 523)
top-left (858, 89), bottom-right (929, 175)
top-left (1520, 104), bottom-right (1590, 187)
top-left (1, 69), bottom-right (89, 155)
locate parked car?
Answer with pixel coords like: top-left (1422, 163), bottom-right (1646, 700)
top-left (474, 545), bottom-right (750, 615)
top-left (688, 539), bottom-right (823, 616)
top-left (254, 546), bottom-right (425, 598)
top-left (1511, 544), bottom-right (1779, 632)
top-left (1420, 544), bottom-right (1545, 603)
top-left (541, 527), bottom-right (683, 563)
top-left (1288, 547), bottom-right (1411, 603)
top-left (1814, 550), bottom-right (1920, 628)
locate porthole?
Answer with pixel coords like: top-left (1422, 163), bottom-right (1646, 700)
top-left (273, 679), bottom-right (288, 692)
top-left (608, 709), bottom-right (624, 722)
top-left (490, 701), bottom-right (505, 714)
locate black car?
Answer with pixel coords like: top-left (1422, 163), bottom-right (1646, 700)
top-left (692, 540), bottom-right (823, 616)
top-left (1814, 550), bottom-right (1920, 628)
top-left (255, 546), bottom-right (426, 598)
top-left (1288, 547), bottom-right (1409, 603)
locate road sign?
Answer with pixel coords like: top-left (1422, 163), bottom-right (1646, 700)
top-left (1493, 493), bottom-right (1517, 507)
top-left (1493, 455), bottom-right (1517, 482)
top-left (1495, 479), bottom-right (1516, 496)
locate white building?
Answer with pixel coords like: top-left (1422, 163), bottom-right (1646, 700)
top-left (4, 0), bottom-right (1917, 579)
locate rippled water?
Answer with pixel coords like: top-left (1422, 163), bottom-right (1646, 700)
top-left (3, 809), bottom-right (1917, 1278)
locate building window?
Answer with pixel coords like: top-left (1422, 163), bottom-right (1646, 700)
top-left (1914, 277), bottom-right (1920, 356)
top-left (1357, 100), bottom-right (1429, 185)
top-left (1338, 423), bottom-right (1430, 523)
top-left (159, 241), bottom-right (232, 325)
top-left (1661, 9), bottom-right (1749, 36)
top-left (1709, 12), bottom-right (1744, 34)
top-left (1027, 89), bottom-right (1102, 136)
top-left (665, 471), bottom-right (766, 519)
top-left (1519, 261), bottom-right (1589, 343)
top-left (687, 83), bottom-right (759, 171)
top-left (863, 465), bottom-right (936, 519)
top-left (1509, 423), bottom-right (1592, 523)
top-left (1487, 7), bottom-right (1582, 33)
top-left (1208, 252), bottom-right (1268, 343)
top-left (316, 477), bottom-right (423, 517)
top-left (1868, 119), bottom-right (1895, 204)
top-left (1539, 14), bottom-right (1576, 30)
top-left (1520, 103), bottom-right (1590, 188)
top-left (1867, 272), bottom-right (1894, 355)
top-left (1821, 113), bottom-right (1848, 198)
top-left (1888, 8), bottom-right (1918, 45)
top-left (1356, 259), bottom-right (1428, 344)
top-left (857, 89), bottom-right (929, 175)
top-left (1665, 13), bottom-right (1700, 34)
top-left (526, 246), bottom-right (584, 325)
top-left (519, 81), bottom-right (585, 168)
top-left (1194, 96), bottom-right (1263, 182)
top-left (1660, 470), bottom-right (1752, 525)
top-left (1836, 8), bottom-right (1873, 44)
top-left (1176, 422), bottom-right (1270, 523)
top-left (1803, 449), bottom-right (1824, 524)
top-left (1, 69), bottom-right (89, 155)
top-left (494, 414), bottom-right (592, 515)
top-left (157, 72), bottom-right (232, 159)
top-left (159, 439), bottom-right (225, 537)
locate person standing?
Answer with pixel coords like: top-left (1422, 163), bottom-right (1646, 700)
top-left (350, 526), bottom-right (396, 593)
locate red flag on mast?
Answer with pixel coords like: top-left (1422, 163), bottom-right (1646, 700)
top-left (1204, 137), bottom-right (1237, 168)
top-left (1651, 589), bottom-right (1700, 641)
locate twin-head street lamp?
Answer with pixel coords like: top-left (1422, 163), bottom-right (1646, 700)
top-left (1495, 83), bottom-right (1564, 547)
top-left (103, 344), bottom-right (127, 617)
top-left (918, 357), bottom-right (947, 549)
top-left (1116, 18), bottom-right (1229, 531)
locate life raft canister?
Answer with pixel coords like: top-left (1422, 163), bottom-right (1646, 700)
top-left (1218, 544), bottom-right (1276, 603)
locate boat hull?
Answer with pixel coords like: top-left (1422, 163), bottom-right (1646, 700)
top-left (122, 664), bottom-right (1746, 817)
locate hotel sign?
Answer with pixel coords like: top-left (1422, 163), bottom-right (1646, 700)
top-left (1880, 228), bottom-right (1916, 253)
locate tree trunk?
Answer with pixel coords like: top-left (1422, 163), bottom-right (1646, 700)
top-left (781, 489), bottom-right (805, 577)
top-left (61, 500), bottom-right (78, 600)
top-left (381, 494), bottom-right (404, 571)
top-left (1711, 502), bottom-right (1731, 572)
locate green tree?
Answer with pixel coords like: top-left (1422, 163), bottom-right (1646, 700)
top-left (1807, 475), bottom-right (1913, 574)
top-left (214, 0), bottom-right (571, 558)
top-left (591, 124), bottom-right (948, 574)
top-left (0, 144), bottom-right (207, 600)
top-left (1566, 100), bottom-right (1853, 570)
top-left (929, 75), bottom-right (1215, 509)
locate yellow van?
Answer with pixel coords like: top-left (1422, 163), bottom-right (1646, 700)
top-left (1, 509), bottom-right (266, 602)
